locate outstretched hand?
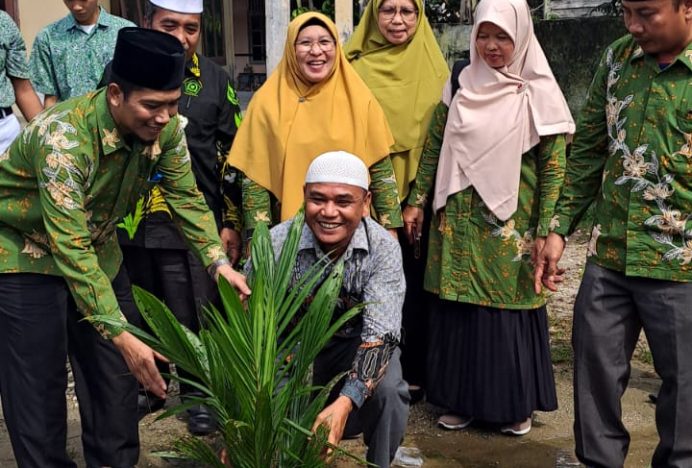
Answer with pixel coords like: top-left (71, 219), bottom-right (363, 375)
top-left (215, 263), bottom-right (252, 301)
top-left (311, 395), bottom-right (353, 461)
top-left (112, 331), bottom-right (168, 399)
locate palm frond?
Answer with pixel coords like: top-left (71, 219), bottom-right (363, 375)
top-left (91, 215), bottom-right (364, 467)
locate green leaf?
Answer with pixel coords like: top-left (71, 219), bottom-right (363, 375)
top-left (116, 197), bottom-right (145, 240)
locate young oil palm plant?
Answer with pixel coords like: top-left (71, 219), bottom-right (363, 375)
top-left (92, 211), bottom-right (362, 467)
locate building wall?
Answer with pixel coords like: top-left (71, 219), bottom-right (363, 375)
top-left (18, 0), bottom-right (111, 52)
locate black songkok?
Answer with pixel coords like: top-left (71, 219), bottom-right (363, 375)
top-left (111, 27), bottom-right (185, 91)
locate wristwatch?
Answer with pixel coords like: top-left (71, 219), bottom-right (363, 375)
top-left (207, 257), bottom-right (231, 280)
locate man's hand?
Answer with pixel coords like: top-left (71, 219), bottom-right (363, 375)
top-left (532, 236), bottom-right (546, 266)
top-left (112, 331), bottom-right (168, 399)
top-left (215, 263), bottom-right (251, 300)
top-left (311, 395), bottom-right (353, 460)
top-left (402, 206), bottom-right (424, 245)
top-left (220, 227), bottom-right (242, 265)
top-left (534, 232), bottom-right (567, 294)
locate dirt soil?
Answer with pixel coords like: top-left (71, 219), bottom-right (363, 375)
top-left (0, 235), bottom-right (662, 467)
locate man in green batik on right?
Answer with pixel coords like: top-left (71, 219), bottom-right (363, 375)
top-left (535, 0), bottom-right (692, 465)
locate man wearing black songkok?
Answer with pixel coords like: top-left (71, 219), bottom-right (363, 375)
top-left (101, 0), bottom-right (244, 435)
top-left (0, 27), bottom-right (249, 468)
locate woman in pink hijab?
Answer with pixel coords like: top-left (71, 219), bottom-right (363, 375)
top-left (403, 0), bottom-right (574, 434)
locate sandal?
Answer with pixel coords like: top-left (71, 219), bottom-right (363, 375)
top-left (437, 413), bottom-right (474, 430)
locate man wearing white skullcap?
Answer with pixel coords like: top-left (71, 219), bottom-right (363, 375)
top-left (149, 0), bottom-right (202, 13)
top-left (249, 151), bottom-right (409, 467)
top-left (99, 0), bottom-right (245, 436)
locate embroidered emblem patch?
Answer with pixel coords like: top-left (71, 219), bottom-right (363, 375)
top-left (183, 78), bottom-right (202, 97)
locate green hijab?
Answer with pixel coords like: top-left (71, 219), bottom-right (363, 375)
top-left (345, 0), bottom-right (448, 199)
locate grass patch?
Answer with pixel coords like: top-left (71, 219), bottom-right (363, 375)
top-left (551, 341), bottom-right (573, 364)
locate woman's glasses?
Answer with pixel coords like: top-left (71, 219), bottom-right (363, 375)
top-left (295, 38), bottom-right (336, 52)
top-left (378, 6), bottom-right (418, 22)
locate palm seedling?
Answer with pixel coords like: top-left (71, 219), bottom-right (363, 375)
top-left (92, 211), bottom-right (363, 467)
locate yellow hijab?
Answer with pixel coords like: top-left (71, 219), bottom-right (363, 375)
top-left (344, 0), bottom-right (448, 200)
top-left (228, 12), bottom-right (394, 221)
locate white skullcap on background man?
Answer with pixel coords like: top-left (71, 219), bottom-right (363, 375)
top-left (150, 0), bottom-right (203, 13)
top-left (305, 151), bottom-right (370, 190)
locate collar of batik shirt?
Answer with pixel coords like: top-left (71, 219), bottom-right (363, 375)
top-left (93, 89), bottom-right (126, 155)
top-left (63, 7), bottom-right (117, 33)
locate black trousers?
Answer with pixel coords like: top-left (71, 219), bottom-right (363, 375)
top-left (0, 270), bottom-right (139, 468)
top-left (398, 202), bottom-right (432, 387)
top-left (120, 246), bottom-right (218, 397)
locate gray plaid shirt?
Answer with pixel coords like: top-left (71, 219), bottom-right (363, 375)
top-left (267, 216), bottom-right (405, 406)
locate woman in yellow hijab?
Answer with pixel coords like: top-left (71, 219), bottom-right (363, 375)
top-left (229, 12), bottom-right (402, 233)
top-left (345, 0), bottom-right (448, 202)
top-left (345, 0), bottom-right (448, 400)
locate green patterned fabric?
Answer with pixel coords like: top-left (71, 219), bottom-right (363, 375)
top-left (29, 7), bottom-right (134, 101)
top-left (0, 11), bottom-right (30, 108)
top-left (551, 35), bottom-right (692, 282)
top-left (0, 89), bottom-right (227, 337)
top-left (408, 102), bottom-right (566, 309)
top-left (242, 156), bottom-right (403, 231)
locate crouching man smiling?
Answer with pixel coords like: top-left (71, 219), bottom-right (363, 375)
top-left (253, 151), bottom-right (410, 467)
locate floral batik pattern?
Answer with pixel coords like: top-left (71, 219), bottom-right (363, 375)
top-left (604, 48), bottom-right (692, 266)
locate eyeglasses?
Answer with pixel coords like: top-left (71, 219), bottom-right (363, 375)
top-left (378, 6), bottom-right (418, 22)
top-left (295, 38), bottom-right (336, 52)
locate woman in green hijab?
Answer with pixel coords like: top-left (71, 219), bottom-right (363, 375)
top-left (345, 0), bottom-right (448, 400)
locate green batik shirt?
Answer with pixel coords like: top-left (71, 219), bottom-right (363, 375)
top-left (408, 102), bottom-right (566, 309)
top-left (0, 11), bottom-right (30, 108)
top-left (0, 89), bottom-right (228, 337)
top-left (242, 156), bottom-right (403, 232)
top-left (29, 7), bottom-right (134, 101)
top-left (117, 53), bottom-right (243, 247)
top-left (551, 35), bottom-right (692, 282)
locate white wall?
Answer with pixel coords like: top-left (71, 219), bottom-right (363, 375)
top-left (18, 0), bottom-right (111, 52)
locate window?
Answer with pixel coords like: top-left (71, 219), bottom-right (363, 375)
top-left (248, 0), bottom-right (265, 63)
top-left (202, 0), bottom-right (225, 64)
top-left (114, 0), bottom-right (144, 25)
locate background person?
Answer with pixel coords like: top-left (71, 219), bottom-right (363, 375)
top-left (0, 28), bottom-right (249, 468)
top-left (404, 0), bottom-right (574, 435)
top-left (534, 0), bottom-right (692, 464)
top-left (0, 10), bottom-right (42, 152)
top-left (345, 0), bottom-right (448, 400)
top-left (30, 0), bottom-right (134, 107)
top-left (228, 12), bottom-right (402, 241)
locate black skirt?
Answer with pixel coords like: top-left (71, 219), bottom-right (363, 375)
top-left (426, 298), bottom-right (558, 424)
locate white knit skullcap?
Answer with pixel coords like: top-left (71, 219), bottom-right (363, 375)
top-left (150, 0), bottom-right (203, 13)
top-left (304, 151), bottom-right (370, 190)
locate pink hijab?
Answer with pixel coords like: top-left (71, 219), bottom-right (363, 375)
top-left (433, 0), bottom-right (574, 220)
